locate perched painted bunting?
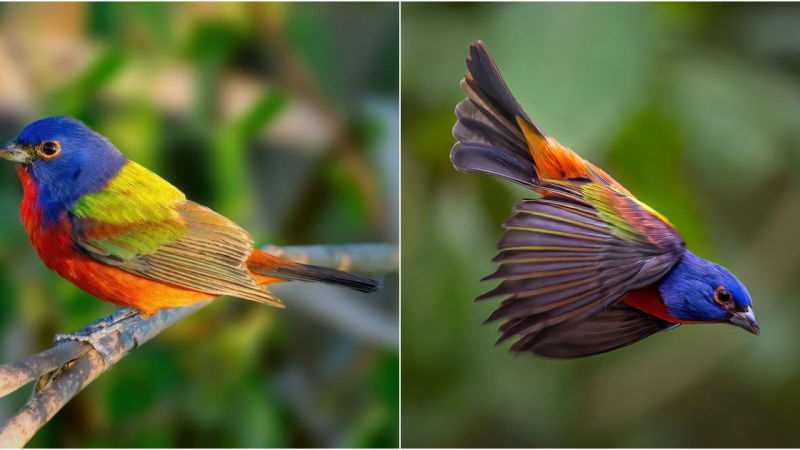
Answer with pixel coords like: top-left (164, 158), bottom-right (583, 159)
top-left (450, 42), bottom-right (758, 358)
top-left (0, 117), bottom-right (380, 343)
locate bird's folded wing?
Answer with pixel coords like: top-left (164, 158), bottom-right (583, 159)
top-left (71, 197), bottom-right (282, 307)
top-left (480, 179), bottom-right (685, 356)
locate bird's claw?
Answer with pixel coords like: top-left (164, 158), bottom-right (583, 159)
top-left (54, 331), bottom-right (118, 362)
top-left (53, 308), bottom-right (143, 363)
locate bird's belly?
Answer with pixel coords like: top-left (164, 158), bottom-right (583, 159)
top-left (60, 256), bottom-right (213, 317)
top-left (31, 226), bottom-right (213, 317)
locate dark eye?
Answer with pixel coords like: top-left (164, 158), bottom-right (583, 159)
top-left (716, 287), bottom-right (731, 304)
top-left (39, 141), bottom-right (60, 159)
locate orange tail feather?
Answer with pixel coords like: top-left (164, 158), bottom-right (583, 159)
top-left (247, 249), bottom-right (381, 293)
top-left (452, 41), bottom-right (631, 196)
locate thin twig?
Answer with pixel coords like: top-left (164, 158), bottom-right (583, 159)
top-left (263, 243), bottom-right (398, 274)
top-left (0, 342), bottom-right (88, 399)
top-left (0, 243), bottom-right (397, 448)
top-left (0, 301), bottom-right (210, 448)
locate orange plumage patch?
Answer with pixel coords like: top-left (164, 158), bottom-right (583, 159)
top-left (247, 250), bottom-right (293, 285)
top-left (516, 117), bottom-right (633, 197)
top-left (517, 118), bottom-right (585, 180)
top-left (26, 221), bottom-right (293, 317)
top-left (29, 221), bottom-right (213, 317)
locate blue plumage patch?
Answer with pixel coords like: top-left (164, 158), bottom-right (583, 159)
top-left (14, 117), bottom-right (127, 226)
top-left (659, 250), bottom-right (752, 322)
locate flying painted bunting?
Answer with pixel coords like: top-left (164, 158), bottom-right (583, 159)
top-left (0, 117), bottom-right (380, 348)
top-left (450, 42), bottom-right (758, 358)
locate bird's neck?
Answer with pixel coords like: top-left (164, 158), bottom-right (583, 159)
top-left (658, 251), bottom-right (722, 322)
top-left (18, 166), bottom-right (47, 235)
top-left (19, 157), bottom-right (127, 231)
top-left (17, 165), bottom-right (75, 234)
top-left (621, 283), bottom-right (706, 325)
top-left (17, 166), bottom-right (76, 268)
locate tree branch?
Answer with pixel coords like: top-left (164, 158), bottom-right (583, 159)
top-left (262, 243), bottom-right (399, 274)
top-left (0, 243), bottom-right (397, 448)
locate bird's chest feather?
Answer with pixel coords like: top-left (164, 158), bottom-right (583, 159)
top-left (19, 166), bottom-right (88, 273)
top-left (16, 166), bottom-right (211, 314)
top-left (621, 285), bottom-right (706, 324)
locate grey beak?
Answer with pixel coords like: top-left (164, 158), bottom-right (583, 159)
top-left (730, 306), bottom-right (760, 336)
top-left (0, 142), bottom-right (31, 163)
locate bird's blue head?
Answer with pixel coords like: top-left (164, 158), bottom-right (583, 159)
top-left (0, 116), bottom-right (127, 225)
top-left (660, 250), bottom-right (759, 335)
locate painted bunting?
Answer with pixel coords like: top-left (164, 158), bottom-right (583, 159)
top-left (0, 117), bottom-right (380, 344)
top-left (450, 42), bottom-right (758, 358)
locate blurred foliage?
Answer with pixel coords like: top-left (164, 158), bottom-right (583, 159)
top-left (0, 2), bottom-right (398, 448)
top-left (402, 2), bottom-right (800, 448)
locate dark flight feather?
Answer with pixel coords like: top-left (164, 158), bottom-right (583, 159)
top-left (450, 41), bottom-right (549, 189)
top-left (523, 304), bottom-right (679, 358)
top-left (464, 42), bottom-right (547, 140)
top-left (450, 142), bottom-right (538, 188)
top-left (480, 183), bottom-right (685, 356)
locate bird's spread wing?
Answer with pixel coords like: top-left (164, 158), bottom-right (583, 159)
top-left (529, 303), bottom-right (679, 358)
top-left (480, 178), bottom-right (685, 357)
top-left (68, 161), bottom-right (282, 307)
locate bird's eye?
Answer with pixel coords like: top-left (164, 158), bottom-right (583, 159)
top-left (38, 141), bottom-right (61, 160)
top-left (716, 287), bottom-right (731, 304)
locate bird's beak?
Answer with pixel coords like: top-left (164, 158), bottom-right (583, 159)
top-left (730, 306), bottom-right (760, 335)
top-left (0, 142), bottom-right (31, 164)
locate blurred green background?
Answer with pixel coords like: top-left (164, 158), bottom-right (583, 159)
top-left (402, 2), bottom-right (800, 448)
top-left (0, 2), bottom-right (398, 448)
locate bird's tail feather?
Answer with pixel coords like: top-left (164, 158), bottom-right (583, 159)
top-left (452, 41), bottom-right (615, 189)
top-left (247, 249), bottom-right (382, 293)
top-left (451, 41), bottom-right (547, 188)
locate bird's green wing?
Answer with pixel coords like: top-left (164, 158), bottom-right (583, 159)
top-left (69, 161), bottom-right (281, 306)
top-left (70, 161), bottom-right (188, 259)
top-left (480, 178), bottom-right (685, 356)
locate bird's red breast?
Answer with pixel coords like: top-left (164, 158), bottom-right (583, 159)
top-left (620, 284), bottom-right (705, 325)
top-left (18, 166), bottom-right (217, 316)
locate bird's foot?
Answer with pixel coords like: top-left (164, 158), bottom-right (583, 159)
top-left (54, 308), bottom-right (143, 362)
